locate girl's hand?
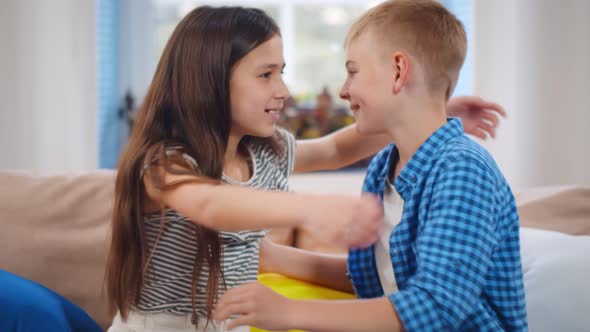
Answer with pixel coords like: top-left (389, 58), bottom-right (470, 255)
top-left (304, 193), bottom-right (383, 249)
top-left (215, 282), bottom-right (295, 331)
top-left (447, 96), bottom-right (507, 140)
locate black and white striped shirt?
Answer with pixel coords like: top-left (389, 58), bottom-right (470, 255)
top-left (136, 128), bottom-right (296, 317)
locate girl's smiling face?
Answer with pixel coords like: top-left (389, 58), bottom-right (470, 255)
top-left (229, 34), bottom-right (290, 138)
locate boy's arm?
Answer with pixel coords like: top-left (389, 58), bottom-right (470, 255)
top-left (259, 238), bottom-right (352, 293)
top-left (215, 283), bottom-right (404, 332)
top-left (293, 96), bottom-right (505, 173)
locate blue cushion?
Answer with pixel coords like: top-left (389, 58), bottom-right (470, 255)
top-left (0, 270), bottom-right (102, 332)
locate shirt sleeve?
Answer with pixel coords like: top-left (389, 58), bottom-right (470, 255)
top-left (389, 155), bottom-right (500, 331)
top-left (275, 127), bottom-right (296, 178)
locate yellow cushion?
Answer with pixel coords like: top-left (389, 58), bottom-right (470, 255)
top-left (251, 273), bottom-right (355, 332)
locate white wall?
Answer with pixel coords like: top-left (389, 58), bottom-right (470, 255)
top-left (0, 0), bottom-right (98, 171)
top-left (473, 0), bottom-right (590, 188)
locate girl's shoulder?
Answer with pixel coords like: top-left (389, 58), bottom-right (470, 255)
top-left (249, 128), bottom-right (296, 178)
top-left (274, 127), bottom-right (296, 157)
top-left (142, 144), bottom-right (199, 169)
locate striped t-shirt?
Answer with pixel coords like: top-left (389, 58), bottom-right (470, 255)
top-left (136, 128), bottom-right (296, 318)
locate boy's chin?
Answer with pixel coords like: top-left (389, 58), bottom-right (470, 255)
top-left (355, 123), bottom-right (381, 136)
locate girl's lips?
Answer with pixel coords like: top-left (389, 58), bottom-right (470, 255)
top-left (265, 109), bottom-right (280, 122)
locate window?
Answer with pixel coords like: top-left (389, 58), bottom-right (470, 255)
top-left (152, 0), bottom-right (372, 104)
top-left (442, 0), bottom-right (473, 97)
top-left (151, 0), bottom-right (472, 100)
top-left (102, 0), bottom-right (474, 165)
top-left (154, 2), bottom-right (280, 61)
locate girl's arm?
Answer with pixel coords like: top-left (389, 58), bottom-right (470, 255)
top-left (259, 238), bottom-right (352, 293)
top-left (215, 283), bottom-right (404, 332)
top-left (144, 168), bottom-right (382, 248)
top-left (294, 124), bottom-right (388, 173)
top-left (294, 96), bottom-right (506, 173)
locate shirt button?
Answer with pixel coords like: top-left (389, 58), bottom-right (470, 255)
top-left (394, 249), bottom-right (398, 255)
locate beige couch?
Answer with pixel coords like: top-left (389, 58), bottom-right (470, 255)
top-left (0, 171), bottom-right (589, 331)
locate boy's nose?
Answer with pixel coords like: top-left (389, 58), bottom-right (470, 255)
top-left (339, 79), bottom-right (351, 101)
top-left (339, 88), bottom-right (350, 101)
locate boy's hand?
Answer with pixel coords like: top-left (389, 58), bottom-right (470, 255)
top-left (304, 193), bottom-right (383, 249)
top-left (215, 282), bottom-right (294, 331)
top-left (446, 96), bottom-right (507, 140)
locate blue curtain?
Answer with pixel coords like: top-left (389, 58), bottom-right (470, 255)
top-left (97, 0), bottom-right (120, 169)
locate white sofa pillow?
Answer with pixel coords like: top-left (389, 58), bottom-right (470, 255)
top-left (520, 227), bottom-right (590, 332)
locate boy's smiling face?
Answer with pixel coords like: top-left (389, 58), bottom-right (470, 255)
top-left (339, 31), bottom-right (399, 136)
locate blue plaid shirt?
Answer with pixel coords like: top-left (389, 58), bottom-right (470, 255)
top-left (347, 118), bottom-right (528, 331)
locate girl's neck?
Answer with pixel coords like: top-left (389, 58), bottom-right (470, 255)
top-left (225, 132), bottom-right (243, 166)
top-left (224, 132), bottom-right (253, 182)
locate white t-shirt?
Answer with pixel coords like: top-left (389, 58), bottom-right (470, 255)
top-left (374, 177), bottom-right (404, 295)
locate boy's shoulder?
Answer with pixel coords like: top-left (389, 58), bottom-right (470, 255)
top-left (363, 130), bottom-right (509, 193)
top-left (434, 134), bottom-right (507, 188)
top-left (365, 134), bottom-right (498, 175)
top-left (440, 135), bottom-right (499, 170)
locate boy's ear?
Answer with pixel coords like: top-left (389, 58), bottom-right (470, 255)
top-left (391, 51), bottom-right (410, 94)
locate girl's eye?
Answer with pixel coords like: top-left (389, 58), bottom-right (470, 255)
top-left (260, 72), bottom-right (272, 79)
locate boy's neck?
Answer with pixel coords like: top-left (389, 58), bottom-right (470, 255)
top-left (388, 101), bottom-right (447, 177)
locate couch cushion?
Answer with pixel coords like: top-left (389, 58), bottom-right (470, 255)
top-left (0, 170), bottom-right (115, 330)
top-left (516, 186), bottom-right (590, 236)
top-left (520, 227), bottom-right (590, 332)
top-left (0, 170), bottom-right (588, 330)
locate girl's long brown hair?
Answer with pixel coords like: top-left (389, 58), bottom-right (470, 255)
top-left (105, 6), bottom-right (280, 328)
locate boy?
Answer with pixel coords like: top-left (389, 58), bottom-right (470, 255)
top-left (215, 1), bottom-right (527, 331)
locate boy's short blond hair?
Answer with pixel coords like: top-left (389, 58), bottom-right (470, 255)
top-left (346, 0), bottom-right (467, 100)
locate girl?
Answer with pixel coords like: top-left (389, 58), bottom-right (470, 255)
top-left (106, 5), bottom-right (505, 332)
top-left (105, 6), bottom-right (382, 332)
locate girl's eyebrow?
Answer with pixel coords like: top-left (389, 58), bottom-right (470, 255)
top-left (258, 63), bottom-right (286, 70)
